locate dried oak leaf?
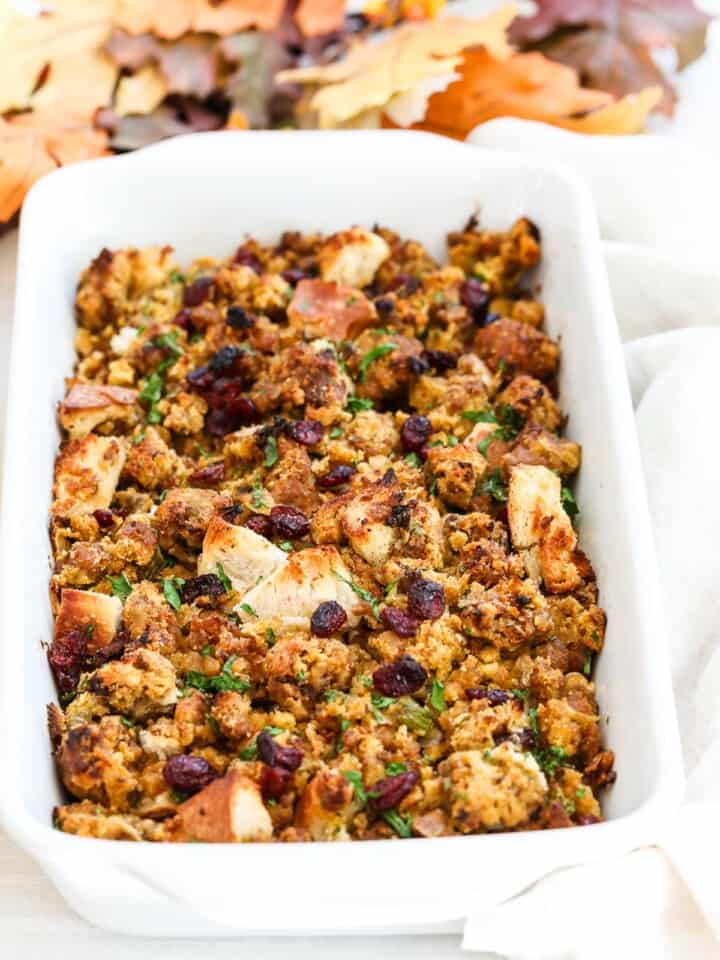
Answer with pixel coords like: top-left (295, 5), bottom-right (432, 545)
top-left (0, 8), bottom-right (114, 117)
top-left (99, 96), bottom-right (224, 152)
top-left (277, 5), bottom-right (516, 128)
top-left (510, 0), bottom-right (711, 116)
top-left (115, 65), bottom-right (169, 116)
top-left (107, 31), bottom-right (223, 100)
top-left (0, 112), bottom-right (108, 222)
top-left (295, 0), bottom-right (346, 38)
top-left (395, 48), bottom-right (661, 138)
top-left (110, 0), bottom-right (287, 39)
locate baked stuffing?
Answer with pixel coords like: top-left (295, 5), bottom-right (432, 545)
top-left (48, 217), bottom-right (614, 843)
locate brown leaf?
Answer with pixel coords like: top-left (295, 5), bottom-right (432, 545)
top-left (294, 0), bottom-right (346, 38)
top-left (278, 5), bottom-right (516, 128)
top-left (0, 113), bottom-right (108, 222)
top-left (221, 33), bottom-right (293, 128)
top-left (510, 0), bottom-right (710, 115)
top-left (556, 85), bottom-right (663, 133)
top-left (111, 0), bottom-right (287, 39)
top-left (115, 65), bottom-right (169, 116)
top-left (99, 96), bottom-right (224, 152)
top-left (107, 31), bottom-right (222, 99)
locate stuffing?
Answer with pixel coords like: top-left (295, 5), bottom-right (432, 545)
top-left (59, 382), bottom-right (138, 438)
top-left (317, 227), bottom-right (390, 288)
top-left (53, 435), bottom-right (126, 518)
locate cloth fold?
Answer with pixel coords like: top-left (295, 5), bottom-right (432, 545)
top-left (461, 118), bottom-right (720, 957)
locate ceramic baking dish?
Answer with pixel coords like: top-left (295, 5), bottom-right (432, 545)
top-left (0, 130), bottom-right (683, 937)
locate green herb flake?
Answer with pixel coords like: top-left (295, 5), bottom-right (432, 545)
top-left (264, 435), bottom-right (279, 468)
top-left (371, 691), bottom-right (396, 710)
top-left (429, 678), bottom-right (445, 713)
top-left (83, 622), bottom-right (95, 639)
top-left (576, 787), bottom-right (587, 800)
top-left (477, 433), bottom-right (495, 457)
top-left (336, 717), bottom-right (351, 752)
top-left (132, 430), bottom-right (147, 446)
top-left (405, 452), bottom-right (422, 468)
top-left (200, 644), bottom-right (214, 657)
top-left (358, 343), bottom-right (398, 381)
top-left (329, 427), bottom-right (344, 439)
top-left (206, 714), bottom-right (221, 736)
top-left (239, 603), bottom-right (257, 618)
top-left (346, 295), bottom-right (358, 306)
top-left (252, 480), bottom-right (266, 509)
top-left (108, 573), bottom-right (132, 601)
top-left (120, 716), bottom-right (134, 729)
top-left (278, 541), bottom-right (294, 552)
top-left (384, 578), bottom-right (400, 600)
top-left (157, 489), bottom-right (168, 503)
top-left (583, 652), bottom-right (593, 676)
top-left (239, 742), bottom-right (258, 761)
top-left (169, 269), bottom-right (185, 284)
top-left (264, 725), bottom-right (284, 736)
top-left (295, 670), bottom-right (306, 682)
top-left (385, 762), bottom-right (407, 776)
top-left (163, 576), bottom-right (185, 612)
top-left (479, 468), bottom-right (508, 503)
top-left (215, 562), bottom-right (232, 592)
top-left (325, 689), bottom-right (342, 703)
top-left (139, 370), bottom-right (164, 407)
top-left (265, 627), bottom-right (277, 646)
top-left (561, 486), bottom-right (579, 518)
top-left (343, 770), bottom-right (368, 807)
top-left (462, 408), bottom-right (497, 424)
top-left (383, 810), bottom-right (413, 839)
top-left (346, 396), bottom-right (374, 414)
top-left (171, 789), bottom-right (189, 804)
top-left (334, 571), bottom-right (380, 619)
top-left (267, 798), bottom-right (278, 807)
top-left (184, 654), bottom-right (251, 695)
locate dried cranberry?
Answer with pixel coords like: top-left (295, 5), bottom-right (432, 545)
top-left (233, 247), bottom-right (263, 273)
top-left (380, 606), bottom-right (420, 638)
top-left (259, 764), bottom-right (292, 800)
top-left (208, 346), bottom-right (241, 373)
top-left (206, 378), bottom-right (248, 412)
top-left (389, 273), bottom-right (421, 296)
top-left (93, 508), bottom-right (115, 529)
top-left (311, 601), bottom-right (348, 637)
top-left (220, 504), bottom-right (244, 525)
top-left (422, 349), bottom-right (458, 372)
top-left (181, 574), bottom-right (226, 603)
top-left (466, 686), bottom-right (510, 706)
top-left (205, 409), bottom-right (238, 437)
top-left (370, 769), bottom-right (420, 812)
top-left (460, 277), bottom-right (490, 322)
top-left (373, 655), bottom-right (427, 697)
top-left (226, 305), bottom-right (253, 329)
top-left (317, 464), bottom-right (356, 488)
top-left (48, 629), bottom-right (88, 695)
top-left (85, 635), bottom-right (126, 670)
top-left (175, 308), bottom-right (194, 333)
top-left (280, 268), bottom-right (306, 285)
top-left (374, 296), bottom-right (395, 317)
top-left (186, 365), bottom-right (215, 391)
top-left (257, 731), bottom-right (303, 771)
top-left (246, 514), bottom-right (272, 538)
top-left (287, 419), bottom-right (323, 446)
top-left (163, 754), bottom-right (218, 795)
top-left (205, 394), bottom-right (257, 436)
top-left (408, 355), bottom-right (430, 376)
top-left (183, 277), bottom-right (213, 307)
top-left (387, 504), bottom-right (410, 528)
top-left (270, 505), bottom-right (310, 540)
top-left (401, 414), bottom-right (431, 454)
top-left (406, 575), bottom-right (445, 621)
top-left (188, 461), bottom-right (225, 485)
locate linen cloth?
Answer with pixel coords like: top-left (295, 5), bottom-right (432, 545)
top-left (461, 111), bottom-right (720, 957)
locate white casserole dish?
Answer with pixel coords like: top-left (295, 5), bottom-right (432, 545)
top-left (0, 130), bottom-right (683, 937)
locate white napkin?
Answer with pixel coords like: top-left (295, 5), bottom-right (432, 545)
top-left (461, 117), bottom-right (720, 957)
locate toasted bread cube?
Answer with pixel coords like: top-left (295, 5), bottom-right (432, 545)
top-left (236, 546), bottom-right (362, 625)
top-left (508, 464), bottom-right (583, 593)
top-left (55, 588), bottom-right (122, 651)
top-left (198, 517), bottom-right (287, 593)
top-left (53, 435), bottom-right (126, 518)
top-left (59, 382), bottom-right (138, 438)
top-left (341, 470), bottom-right (403, 566)
top-left (176, 770), bottom-right (273, 843)
top-left (318, 227), bottom-right (390, 288)
top-left (294, 768), bottom-right (355, 841)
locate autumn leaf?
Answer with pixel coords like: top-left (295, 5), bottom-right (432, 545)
top-left (115, 65), bottom-right (169, 116)
top-left (0, 112), bottom-right (108, 222)
top-left (510, 0), bottom-right (711, 115)
top-left (110, 0), bottom-right (287, 39)
top-left (295, 0), bottom-right (346, 38)
top-left (278, 5), bottom-right (516, 127)
top-left (98, 96), bottom-right (224, 152)
top-left (393, 48), bottom-right (660, 138)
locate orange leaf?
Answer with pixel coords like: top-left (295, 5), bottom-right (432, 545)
top-left (112, 0), bottom-right (286, 39)
top-left (295, 0), bottom-right (345, 38)
top-left (556, 87), bottom-right (663, 134)
top-left (0, 113), bottom-right (108, 223)
top-left (420, 49), bottom-right (614, 136)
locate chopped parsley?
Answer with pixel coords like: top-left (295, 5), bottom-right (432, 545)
top-left (385, 761), bottom-right (407, 776)
top-left (200, 644), bottom-right (214, 657)
top-left (358, 343), bottom-right (398, 381)
top-left (371, 691), bottom-right (396, 710)
top-left (462, 408), bottom-right (497, 424)
top-left (325, 689), bottom-right (342, 703)
top-left (384, 578), bottom-right (400, 599)
top-left (479, 468), bottom-right (508, 503)
top-left (346, 295), bottom-right (358, 306)
top-left (215, 562), bottom-right (232, 592)
top-left (171, 789), bottom-right (189, 804)
top-left (252, 480), bottom-right (266, 509)
top-left (132, 430), bottom-right (147, 446)
top-left (383, 810), bottom-right (413, 838)
top-left (346, 396), bottom-right (374, 413)
top-left (329, 427), bottom-right (344, 439)
top-left (477, 433), bottom-right (495, 457)
top-left (576, 787), bottom-right (587, 799)
top-left (264, 435), bottom-right (279, 468)
top-left (265, 627), bottom-right (277, 646)
top-left (561, 485), bottom-right (579, 517)
top-left (278, 541), bottom-right (294, 552)
top-left (239, 742), bottom-right (258, 760)
top-left (264, 725), bottom-right (284, 736)
top-left (108, 573), bottom-right (132, 601)
top-left (405, 452), bottom-right (422, 467)
top-left (527, 704), bottom-right (567, 777)
top-left (185, 655), bottom-right (251, 694)
top-left (343, 770), bottom-right (368, 807)
top-left (239, 603), bottom-right (257, 618)
top-left (336, 717), bottom-right (350, 752)
top-left (169, 269), bottom-right (185, 284)
top-left (429, 678), bottom-right (445, 713)
top-left (162, 576), bottom-right (185, 612)
top-left (583, 652), bottom-right (593, 676)
top-left (334, 572), bottom-right (380, 619)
